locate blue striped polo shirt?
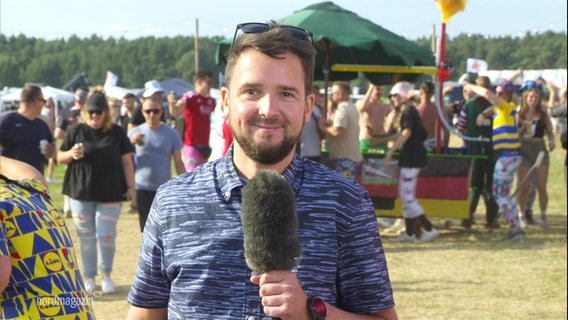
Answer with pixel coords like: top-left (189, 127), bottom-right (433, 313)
top-left (128, 151), bottom-right (395, 319)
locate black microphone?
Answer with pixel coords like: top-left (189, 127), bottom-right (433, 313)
top-left (241, 169), bottom-right (302, 273)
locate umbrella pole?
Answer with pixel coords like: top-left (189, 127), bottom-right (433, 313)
top-left (435, 22), bottom-right (448, 154)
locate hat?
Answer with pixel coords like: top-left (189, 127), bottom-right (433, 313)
top-left (498, 80), bottom-right (515, 95)
top-left (519, 80), bottom-right (542, 93)
top-left (142, 80), bottom-right (164, 98)
top-left (85, 93), bottom-right (108, 112)
top-left (389, 81), bottom-right (414, 98)
top-left (74, 89), bottom-right (88, 103)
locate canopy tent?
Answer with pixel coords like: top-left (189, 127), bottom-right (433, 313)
top-left (216, 1), bottom-right (435, 86)
top-left (0, 85), bottom-right (75, 116)
top-left (160, 78), bottom-right (194, 97)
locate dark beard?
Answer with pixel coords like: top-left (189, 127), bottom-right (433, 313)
top-left (233, 130), bottom-right (300, 165)
top-left (230, 115), bottom-right (304, 165)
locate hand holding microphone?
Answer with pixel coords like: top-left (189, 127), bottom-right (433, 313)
top-left (241, 170), bottom-right (304, 319)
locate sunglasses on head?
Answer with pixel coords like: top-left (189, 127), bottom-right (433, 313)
top-left (231, 22), bottom-right (313, 48)
top-left (143, 108), bottom-right (161, 115)
top-left (88, 110), bottom-right (103, 115)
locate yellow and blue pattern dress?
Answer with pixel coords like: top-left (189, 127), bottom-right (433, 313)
top-left (0, 177), bottom-right (95, 319)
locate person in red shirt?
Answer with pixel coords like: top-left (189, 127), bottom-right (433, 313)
top-left (169, 71), bottom-right (216, 171)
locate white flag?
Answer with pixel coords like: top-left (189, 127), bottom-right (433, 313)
top-left (466, 58), bottom-right (488, 74)
top-left (104, 70), bottom-right (119, 87)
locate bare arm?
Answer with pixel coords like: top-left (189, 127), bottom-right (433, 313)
top-left (169, 99), bottom-right (185, 117)
top-left (355, 84), bottom-right (376, 113)
top-left (324, 125), bottom-right (345, 137)
top-left (544, 113), bottom-right (556, 151)
top-left (0, 155), bottom-right (47, 186)
top-left (54, 127), bottom-right (65, 140)
top-left (464, 82), bottom-right (500, 107)
top-left (0, 256), bottom-right (10, 293)
top-left (172, 149), bottom-right (186, 176)
top-left (476, 106), bottom-right (494, 127)
top-left (126, 306), bottom-right (167, 320)
top-left (546, 80), bottom-right (559, 107)
top-left (122, 153), bottom-right (136, 207)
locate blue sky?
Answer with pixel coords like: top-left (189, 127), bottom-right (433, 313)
top-left (1, 0), bottom-right (566, 41)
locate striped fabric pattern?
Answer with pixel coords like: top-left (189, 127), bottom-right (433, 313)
top-left (493, 100), bottom-right (521, 152)
top-left (128, 151), bottom-right (395, 319)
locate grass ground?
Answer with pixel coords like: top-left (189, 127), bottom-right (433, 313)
top-left (46, 135), bottom-right (567, 319)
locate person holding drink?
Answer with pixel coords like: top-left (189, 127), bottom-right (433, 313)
top-left (58, 89), bottom-right (135, 294)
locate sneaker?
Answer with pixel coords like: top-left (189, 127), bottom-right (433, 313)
top-left (507, 227), bottom-right (526, 241)
top-left (540, 213), bottom-right (548, 229)
top-left (393, 232), bottom-right (416, 243)
top-left (524, 210), bottom-right (535, 225)
top-left (461, 218), bottom-right (473, 229)
top-left (415, 227), bottom-right (439, 243)
top-left (46, 177), bottom-right (56, 183)
top-left (385, 218), bottom-right (406, 235)
top-left (101, 277), bottom-right (116, 293)
top-left (484, 220), bottom-right (501, 230)
top-left (84, 278), bottom-right (96, 294)
top-left (128, 204), bottom-right (138, 214)
top-left (377, 217), bottom-right (395, 228)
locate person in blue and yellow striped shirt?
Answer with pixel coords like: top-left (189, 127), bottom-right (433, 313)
top-left (465, 79), bottom-right (525, 240)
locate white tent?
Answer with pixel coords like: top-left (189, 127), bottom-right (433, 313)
top-left (478, 69), bottom-right (567, 88)
top-left (0, 85), bottom-right (75, 117)
top-left (103, 85), bottom-right (141, 100)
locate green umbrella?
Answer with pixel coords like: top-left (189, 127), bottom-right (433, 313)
top-left (281, 1), bottom-right (435, 85)
top-left (215, 1), bottom-right (435, 85)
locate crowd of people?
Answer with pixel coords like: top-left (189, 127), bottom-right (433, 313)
top-left (1, 21), bottom-right (566, 319)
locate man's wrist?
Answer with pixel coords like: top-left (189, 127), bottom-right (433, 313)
top-left (307, 296), bottom-right (327, 320)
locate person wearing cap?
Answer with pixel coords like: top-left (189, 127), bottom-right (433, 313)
top-left (0, 85), bottom-right (55, 174)
top-left (57, 89), bottom-right (135, 294)
top-left (128, 80), bottom-right (166, 132)
top-left (384, 81), bottom-right (439, 243)
top-left (516, 80), bottom-right (555, 227)
top-left (465, 79), bottom-right (525, 240)
top-left (457, 76), bottom-right (499, 229)
top-left (168, 71), bottom-right (216, 171)
top-left (320, 80), bottom-right (363, 179)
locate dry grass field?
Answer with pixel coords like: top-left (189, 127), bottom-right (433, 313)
top-left (47, 136), bottom-right (567, 320)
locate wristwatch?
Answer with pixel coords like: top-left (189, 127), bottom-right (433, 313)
top-left (307, 296), bottom-right (327, 320)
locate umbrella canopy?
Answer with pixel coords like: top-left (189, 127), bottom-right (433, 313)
top-left (281, 1), bottom-right (435, 84)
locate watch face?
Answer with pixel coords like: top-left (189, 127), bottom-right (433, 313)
top-left (313, 297), bottom-right (327, 317)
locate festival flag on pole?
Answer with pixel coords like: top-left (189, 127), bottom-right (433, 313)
top-left (466, 58), bottom-right (488, 74)
top-left (436, 0), bottom-right (467, 23)
top-left (104, 70), bottom-right (119, 87)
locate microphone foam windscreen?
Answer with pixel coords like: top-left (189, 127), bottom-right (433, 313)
top-left (241, 170), bottom-right (302, 273)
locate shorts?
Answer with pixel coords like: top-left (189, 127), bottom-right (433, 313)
top-left (520, 139), bottom-right (549, 167)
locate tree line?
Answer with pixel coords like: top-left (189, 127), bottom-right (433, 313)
top-left (0, 31), bottom-right (565, 90)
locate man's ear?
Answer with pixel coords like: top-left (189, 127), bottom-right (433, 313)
top-left (220, 87), bottom-right (230, 116)
top-left (304, 92), bottom-right (315, 124)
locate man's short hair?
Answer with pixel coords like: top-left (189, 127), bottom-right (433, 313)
top-left (225, 21), bottom-right (315, 96)
top-left (20, 85), bottom-right (43, 103)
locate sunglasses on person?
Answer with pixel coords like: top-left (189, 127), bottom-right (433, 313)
top-left (231, 22), bottom-right (313, 48)
top-left (87, 110), bottom-right (104, 115)
top-left (36, 98), bottom-right (46, 103)
top-left (143, 108), bottom-right (161, 115)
